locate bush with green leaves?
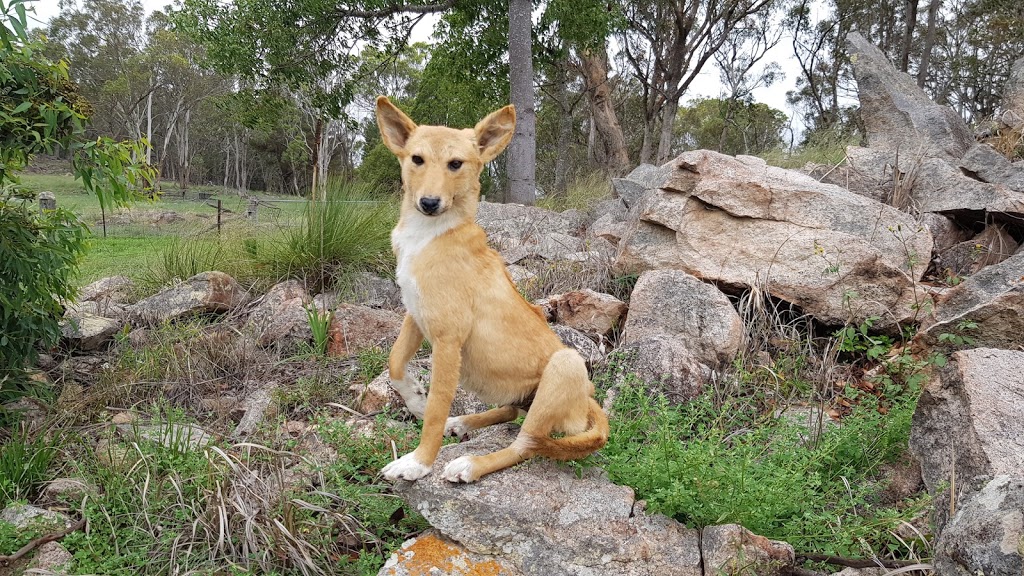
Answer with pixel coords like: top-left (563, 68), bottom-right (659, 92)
top-left (0, 0), bottom-right (154, 387)
top-left (599, 378), bottom-right (929, 560)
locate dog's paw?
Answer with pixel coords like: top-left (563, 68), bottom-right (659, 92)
top-left (390, 376), bottom-right (427, 420)
top-left (441, 456), bottom-right (479, 483)
top-left (444, 416), bottom-right (472, 440)
top-left (381, 452), bottom-right (432, 482)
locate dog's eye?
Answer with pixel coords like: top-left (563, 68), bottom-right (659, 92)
top-left (448, 160), bottom-right (463, 171)
top-left (411, 155), bottom-right (424, 165)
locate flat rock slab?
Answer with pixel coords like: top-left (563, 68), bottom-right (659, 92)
top-left (392, 424), bottom-right (703, 576)
top-left (128, 271), bottom-right (249, 325)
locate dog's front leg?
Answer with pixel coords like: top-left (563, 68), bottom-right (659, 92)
top-left (388, 314), bottom-right (427, 418)
top-left (382, 340), bottom-right (461, 481)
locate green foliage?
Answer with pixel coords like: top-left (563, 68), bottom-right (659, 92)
top-left (258, 180), bottom-right (396, 290)
top-left (0, 429), bottom-right (55, 506)
top-left (675, 97), bottom-right (787, 155)
top-left (305, 303), bottom-right (334, 357)
top-left (1, 0), bottom-right (153, 386)
top-left (601, 380), bottom-right (928, 559)
top-left (0, 199), bottom-right (87, 387)
top-left (357, 141), bottom-right (402, 193)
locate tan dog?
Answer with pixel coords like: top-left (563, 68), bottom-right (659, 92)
top-left (375, 96), bottom-right (609, 483)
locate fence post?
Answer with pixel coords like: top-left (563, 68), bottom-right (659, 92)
top-left (38, 191), bottom-right (56, 214)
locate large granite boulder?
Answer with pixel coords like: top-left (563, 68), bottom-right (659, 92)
top-left (960, 142), bottom-right (1024, 192)
top-left (847, 31), bottom-right (973, 161)
top-left (618, 270), bottom-right (744, 400)
top-left (127, 271), bottom-right (249, 325)
top-left (615, 151), bottom-right (932, 328)
top-left (60, 309), bottom-right (121, 351)
top-left (909, 348), bottom-right (1024, 495)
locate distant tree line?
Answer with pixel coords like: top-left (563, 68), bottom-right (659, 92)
top-left (36, 0), bottom-right (1024, 202)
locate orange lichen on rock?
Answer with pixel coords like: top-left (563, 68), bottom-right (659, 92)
top-left (381, 532), bottom-right (509, 576)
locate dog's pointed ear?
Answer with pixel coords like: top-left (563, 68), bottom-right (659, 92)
top-left (376, 96), bottom-right (417, 155)
top-left (474, 105), bottom-right (516, 164)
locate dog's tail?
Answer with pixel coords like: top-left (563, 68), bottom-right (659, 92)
top-left (530, 397), bottom-right (609, 461)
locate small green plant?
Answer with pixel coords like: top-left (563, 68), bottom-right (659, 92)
top-left (0, 429), bottom-right (55, 506)
top-left (937, 319), bottom-right (978, 349)
top-left (835, 316), bottom-right (893, 360)
top-left (305, 302), bottom-right (334, 356)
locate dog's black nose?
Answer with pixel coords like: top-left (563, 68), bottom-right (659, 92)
top-left (419, 196), bottom-right (441, 214)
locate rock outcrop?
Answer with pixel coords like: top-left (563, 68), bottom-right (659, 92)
top-left (615, 150), bottom-right (932, 328)
top-left (127, 271), bottom-right (249, 325)
top-left (383, 424), bottom-right (792, 576)
top-left (847, 31), bottom-right (973, 161)
top-left (915, 253), bottom-right (1024, 350)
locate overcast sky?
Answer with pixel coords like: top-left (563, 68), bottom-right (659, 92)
top-left (27, 0), bottom-right (805, 135)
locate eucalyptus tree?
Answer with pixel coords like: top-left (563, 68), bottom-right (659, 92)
top-left (618, 0), bottom-right (778, 164)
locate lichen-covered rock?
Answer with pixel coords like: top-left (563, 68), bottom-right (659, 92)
top-left (78, 274), bottom-right (134, 304)
top-left (327, 304), bottom-right (403, 357)
top-left (910, 348), bottom-right (1024, 495)
top-left (538, 289), bottom-right (627, 337)
top-left (392, 424), bottom-right (703, 576)
top-left (847, 32), bottom-right (973, 161)
top-left (60, 310), bottom-right (121, 351)
top-left (916, 253), bottom-right (1024, 351)
top-left (27, 541), bottom-right (74, 574)
top-left (933, 475), bottom-right (1024, 576)
top-left (701, 524), bottom-right (795, 576)
top-left (379, 531), bottom-right (523, 576)
top-left (246, 280), bottom-right (312, 350)
top-left (127, 271), bottom-right (249, 325)
top-left (353, 359), bottom-right (486, 417)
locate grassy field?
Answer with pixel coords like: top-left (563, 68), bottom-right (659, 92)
top-left (19, 174), bottom-right (319, 286)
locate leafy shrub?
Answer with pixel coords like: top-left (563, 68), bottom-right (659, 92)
top-left (0, 199), bottom-right (87, 388)
top-left (600, 379), bottom-right (927, 559)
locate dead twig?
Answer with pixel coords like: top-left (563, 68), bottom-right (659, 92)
top-left (0, 517), bottom-right (86, 566)
top-left (799, 553), bottom-right (924, 570)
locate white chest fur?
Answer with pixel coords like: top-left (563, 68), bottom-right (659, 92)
top-left (391, 213), bottom-right (458, 326)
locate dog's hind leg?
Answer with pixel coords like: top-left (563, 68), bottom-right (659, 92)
top-left (441, 349), bottom-right (593, 483)
top-left (388, 314), bottom-right (427, 418)
top-left (445, 405), bottom-right (521, 439)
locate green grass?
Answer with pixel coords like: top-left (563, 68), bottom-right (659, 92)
top-left (598, 374), bottom-right (929, 561)
top-left (536, 171), bottom-right (613, 213)
top-left (760, 129), bottom-right (859, 170)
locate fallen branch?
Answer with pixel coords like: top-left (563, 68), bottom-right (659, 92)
top-left (0, 517), bottom-right (86, 566)
top-left (799, 553), bottom-right (924, 570)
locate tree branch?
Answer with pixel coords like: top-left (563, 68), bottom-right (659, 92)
top-left (0, 517), bottom-right (87, 566)
top-left (334, 1), bottom-right (454, 19)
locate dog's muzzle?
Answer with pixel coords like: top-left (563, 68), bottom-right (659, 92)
top-left (419, 196), bottom-right (442, 215)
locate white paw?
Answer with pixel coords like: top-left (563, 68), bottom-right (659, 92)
top-left (381, 452), bottom-right (432, 482)
top-left (441, 456), bottom-right (477, 483)
top-left (390, 376), bottom-right (427, 419)
top-left (444, 416), bottom-right (472, 439)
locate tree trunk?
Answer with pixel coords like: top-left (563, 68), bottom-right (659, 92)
top-left (656, 94), bottom-right (680, 163)
top-left (552, 59), bottom-right (573, 195)
top-left (916, 0), bottom-right (940, 88)
top-left (507, 0), bottom-right (536, 205)
top-left (579, 47), bottom-right (631, 175)
top-left (145, 91), bottom-right (153, 165)
top-left (898, 0), bottom-right (919, 72)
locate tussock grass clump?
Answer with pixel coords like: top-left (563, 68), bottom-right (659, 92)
top-left (761, 128), bottom-right (859, 170)
top-left (0, 427), bottom-right (55, 505)
top-left (259, 181), bottom-right (396, 291)
top-left (537, 171), bottom-right (613, 213)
